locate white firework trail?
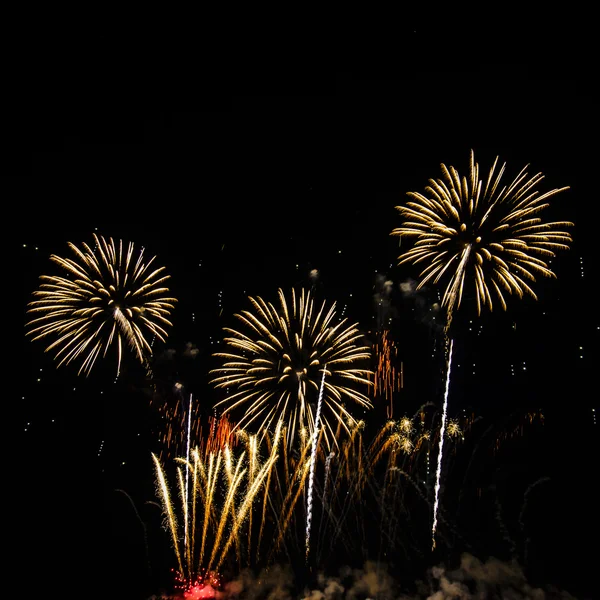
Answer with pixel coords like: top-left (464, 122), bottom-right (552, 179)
top-left (305, 365), bottom-right (327, 562)
top-left (432, 338), bottom-right (453, 550)
top-left (184, 393), bottom-right (192, 549)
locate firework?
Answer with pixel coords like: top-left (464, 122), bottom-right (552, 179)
top-left (391, 150), bottom-right (573, 327)
top-left (152, 422), bottom-right (282, 585)
top-left (369, 330), bottom-right (404, 419)
top-left (391, 152), bottom-right (573, 549)
top-left (26, 233), bottom-right (177, 376)
top-left (305, 366), bottom-right (327, 561)
top-left (210, 288), bottom-right (373, 449)
top-left (432, 339), bottom-right (453, 549)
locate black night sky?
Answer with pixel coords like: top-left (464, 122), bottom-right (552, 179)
top-left (12, 40), bottom-right (598, 600)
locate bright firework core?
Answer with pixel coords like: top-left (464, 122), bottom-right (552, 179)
top-left (210, 288), bottom-right (373, 449)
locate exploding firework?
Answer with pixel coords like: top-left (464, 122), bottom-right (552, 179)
top-left (26, 233), bottom-right (177, 376)
top-left (391, 150), bottom-right (573, 326)
top-left (391, 151), bottom-right (573, 549)
top-left (210, 288), bottom-right (373, 449)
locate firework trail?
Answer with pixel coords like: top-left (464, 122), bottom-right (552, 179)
top-left (305, 365), bottom-right (327, 562)
top-left (26, 233), bottom-right (176, 376)
top-left (210, 288), bottom-right (373, 449)
top-left (432, 339), bottom-right (453, 549)
top-left (152, 453), bottom-right (184, 575)
top-left (185, 393), bottom-right (193, 550)
top-left (391, 151), bottom-right (573, 549)
top-left (268, 433), bottom-right (313, 563)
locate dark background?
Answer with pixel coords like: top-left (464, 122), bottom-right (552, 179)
top-left (10, 23), bottom-right (597, 600)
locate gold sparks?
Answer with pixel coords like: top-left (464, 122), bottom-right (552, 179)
top-left (26, 234), bottom-right (176, 376)
top-left (210, 288), bottom-right (373, 449)
top-left (391, 150), bottom-right (573, 327)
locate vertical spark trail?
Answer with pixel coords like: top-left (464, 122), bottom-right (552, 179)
top-left (184, 394), bottom-right (192, 550)
top-left (305, 365), bottom-right (327, 562)
top-left (152, 453), bottom-right (184, 575)
top-left (432, 338), bottom-right (453, 550)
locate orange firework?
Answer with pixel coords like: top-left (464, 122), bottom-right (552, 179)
top-left (200, 414), bottom-right (238, 457)
top-left (152, 393), bottom-right (237, 461)
top-left (369, 330), bottom-right (404, 418)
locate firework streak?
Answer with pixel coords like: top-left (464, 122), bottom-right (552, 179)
top-left (305, 366), bottom-right (327, 561)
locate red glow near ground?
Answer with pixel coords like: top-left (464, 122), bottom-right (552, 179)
top-left (173, 569), bottom-right (221, 599)
top-left (183, 583), bottom-right (216, 599)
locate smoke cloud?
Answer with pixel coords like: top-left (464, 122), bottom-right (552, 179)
top-left (147, 554), bottom-right (581, 600)
top-left (183, 342), bottom-right (200, 358)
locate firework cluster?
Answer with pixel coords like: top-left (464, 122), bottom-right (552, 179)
top-left (25, 151), bottom-right (576, 596)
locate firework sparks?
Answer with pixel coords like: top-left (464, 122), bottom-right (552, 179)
top-left (173, 568), bottom-right (221, 599)
top-left (152, 422), bottom-right (282, 585)
top-left (305, 366), bottom-right (327, 561)
top-left (369, 330), bottom-right (403, 419)
top-left (432, 339), bottom-right (453, 549)
top-left (446, 418), bottom-right (462, 439)
top-left (184, 394), bottom-right (193, 551)
top-left (391, 150), bottom-right (573, 327)
top-left (210, 288), bottom-right (373, 449)
top-left (26, 233), bottom-right (177, 376)
top-left (392, 152), bottom-right (573, 550)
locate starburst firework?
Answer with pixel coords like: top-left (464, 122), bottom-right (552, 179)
top-left (26, 233), bottom-right (177, 376)
top-left (210, 288), bottom-right (373, 449)
top-left (391, 150), bottom-right (573, 325)
top-left (391, 150), bottom-right (573, 549)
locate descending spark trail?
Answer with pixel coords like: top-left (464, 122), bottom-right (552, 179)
top-left (305, 366), bottom-right (327, 562)
top-left (432, 339), bottom-right (454, 549)
top-left (185, 393), bottom-right (192, 550)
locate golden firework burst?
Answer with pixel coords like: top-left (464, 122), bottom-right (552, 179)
top-left (210, 288), bottom-right (373, 449)
top-left (391, 150), bottom-right (573, 324)
top-left (26, 233), bottom-right (177, 376)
